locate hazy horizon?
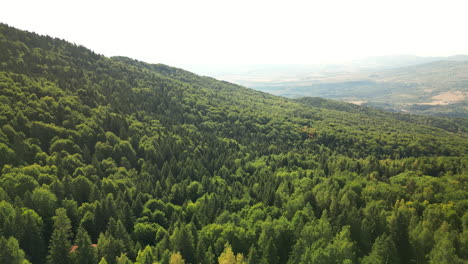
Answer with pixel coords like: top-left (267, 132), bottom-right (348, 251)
top-left (2, 0), bottom-right (468, 68)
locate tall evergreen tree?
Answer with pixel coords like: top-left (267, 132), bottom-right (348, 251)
top-left (428, 222), bottom-right (462, 264)
top-left (47, 208), bottom-right (72, 264)
top-left (170, 223), bottom-right (195, 263)
top-left (135, 245), bottom-right (155, 264)
top-left (361, 234), bottom-right (399, 264)
top-left (0, 236), bottom-right (29, 264)
top-left (73, 227), bottom-right (96, 264)
top-left (115, 253), bottom-right (133, 264)
top-left (19, 209), bottom-right (45, 264)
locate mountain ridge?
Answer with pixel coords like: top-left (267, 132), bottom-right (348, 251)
top-left (225, 59), bottom-right (468, 117)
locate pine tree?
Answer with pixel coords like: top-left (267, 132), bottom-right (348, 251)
top-left (116, 253), bottom-right (133, 264)
top-left (0, 236), bottom-right (28, 264)
top-left (428, 222), bottom-right (462, 264)
top-left (361, 234), bottom-right (399, 264)
top-left (170, 223), bottom-right (195, 263)
top-left (97, 232), bottom-right (125, 264)
top-left (47, 208), bottom-right (72, 264)
top-left (259, 238), bottom-right (278, 264)
top-left (73, 227), bottom-right (96, 264)
top-left (135, 245), bottom-right (155, 264)
top-left (19, 209), bottom-right (45, 264)
top-left (98, 257), bottom-right (109, 264)
top-left (246, 246), bottom-right (258, 264)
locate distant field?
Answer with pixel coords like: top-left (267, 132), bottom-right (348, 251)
top-left (218, 60), bottom-right (468, 117)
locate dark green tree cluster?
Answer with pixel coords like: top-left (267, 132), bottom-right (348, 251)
top-left (0, 23), bottom-right (467, 263)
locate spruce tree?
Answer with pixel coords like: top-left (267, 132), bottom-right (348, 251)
top-left (0, 236), bottom-right (28, 264)
top-left (47, 208), bottom-right (72, 264)
top-left (73, 227), bottom-right (96, 264)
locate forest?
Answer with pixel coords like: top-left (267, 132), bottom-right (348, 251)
top-left (0, 23), bottom-right (467, 264)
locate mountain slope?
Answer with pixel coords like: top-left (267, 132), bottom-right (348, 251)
top-left (216, 59), bottom-right (468, 117)
top-left (295, 97), bottom-right (468, 134)
top-left (0, 23), bottom-right (467, 264)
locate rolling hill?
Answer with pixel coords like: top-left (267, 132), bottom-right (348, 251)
top-left (205, 58), bottom-right (468, 117)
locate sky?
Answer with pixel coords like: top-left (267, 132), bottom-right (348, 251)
top-left (1, 0), bottom-right (468, 67)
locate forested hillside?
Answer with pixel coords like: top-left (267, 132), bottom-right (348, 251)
top-left (0, 23), bottom-right (467, 264)
top-left (221, 60), bottom-right (468, 118)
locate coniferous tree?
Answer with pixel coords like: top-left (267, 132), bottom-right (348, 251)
top-left (115, 253), bottom-right (133, 264)
top-left (98, 257), bottom-right (109, 264)
top-left (135, 245), bottom-right (155, 264)
top-left (428, 222), bottom-right (462, 264)
top-left (259, 238), bottom-right (278, 264)
top-left (246, 246), bottom-right (258, 264)
top-left (19, 209), bottom-right (45, 264)
top-left (47, 208), bottom-right (72, 264)
top-left (73, 227), bottom-right (96, 264)
top-left (361, 234), bottom-right (399, 264)
top-left (97, 232), bottom-right (125, 264)
top-left (170, 224), bottom-right (195, 263)
top-left (0, 236), bottom-right (29, 264)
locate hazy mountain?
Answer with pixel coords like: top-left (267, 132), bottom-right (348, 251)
top-left (205, 57), bottom-right (468, 117)
top-left (349, 54), bottom-right (468, 69)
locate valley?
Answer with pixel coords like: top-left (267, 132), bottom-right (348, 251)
top-left (199, 58), bottom-right (468, 117)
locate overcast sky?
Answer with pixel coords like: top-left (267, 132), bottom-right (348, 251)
top-left (1, 0), bottom-right (468, 67)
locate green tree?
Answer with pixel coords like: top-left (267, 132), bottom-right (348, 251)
top-left (218, 244), bottom-right (236, 264)
top-left (169, 251), bottom-right (185, 264)
top-left (73, 227), bottom-right (96, 264)
top-left (259, 238), bottom-right (278, 264)
top-left (133, 222), bottom-right (158, 245)
top-left (47, 208), bottom-right (72, 264)
top-left (20, 209), bottom-right (45, 264)
top-left (428, 222), bottom-right (462, 264)
top-left (31, 187), bottom-right (58, 219)
top-left (0, 236), bottom-right (29, 264)
top-left (116, 253), bottom-right (133, 264)
top-left (218, 244), bottom-right (246, 264)
top-left (0, 201), bottom-right (19, 240)
top-left (362, 234), bottom-right (399, 264)
top-left (135, 245), bottom-right (155, 264)
top-left (332, 226), bottom-right (355, 263)
top-left (170, 224), bottom-right (195, 263)
top-left (97, 231), bottom-right (125, 264)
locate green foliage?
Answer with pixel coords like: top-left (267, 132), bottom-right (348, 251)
top-left (218, 243), bottom-right (246, 264)
top-left (361, 234), bottom-right (399, 264)
top-left (0, 23), bottom-right (466, 264)
top-left (20, 208), bottom-right (45, 264)
top-left (428, 222), bottom-right (463, 264)
top-left (47, 208), bottom-right (72, 264)
top-left (0, 236), bottom-right (29, 264)
top-left (72, 227), bottom-right (96, 264)
top-left (135, 245), bottom-right (156, 264)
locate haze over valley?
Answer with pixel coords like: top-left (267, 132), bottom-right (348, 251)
top-left (186, 55), bottom-right (468, 117)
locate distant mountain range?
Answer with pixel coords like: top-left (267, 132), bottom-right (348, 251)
top-left (349, 54), bottom-right (468, 69)
top-left (190, 55), bottom-right (468, 117)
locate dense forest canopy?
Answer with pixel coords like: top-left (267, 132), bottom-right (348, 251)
top-left (0, 23), bottom-right (467, 264)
